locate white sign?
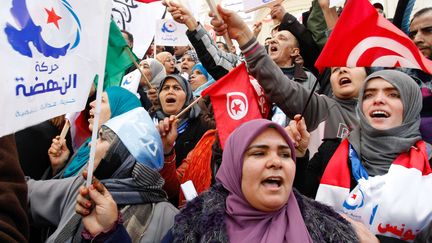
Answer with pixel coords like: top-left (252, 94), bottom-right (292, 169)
top-left (0, 0), bottom-right (111, 137)
top-left (329, 0), bottom-right (345, 8)
top-left (243, 0), bottom-right (283, 13)
top-left (111, 0), bottom-right (166, 58)
top-left (154, 18), bottom-right (191, 46)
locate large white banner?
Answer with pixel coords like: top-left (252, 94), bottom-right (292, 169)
top-left (154, 19), bottom-right (190, 46)
top-left (0, 0), bottom-right (111, 137)
top-left (243, 0), bottom-right (283, 13)
top-left (111, 0), bottom-right (166, 58)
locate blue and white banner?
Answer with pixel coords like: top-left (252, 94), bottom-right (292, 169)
top-left (154, 18), bottom-right (190, 46)
top-left (0, 0), bottom-right (111, 137)
top-left (104, 107), bottom-right (164, 170)
top-left (120, 69), bottom-right (141, 95)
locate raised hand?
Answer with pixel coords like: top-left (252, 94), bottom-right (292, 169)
top-left (209, 5), bottom-right (254, 47)
top-left (157, 115), bottom-right (178, 155)
top-left (76, 171), bottom-right (118, 236)
top-left (340, 214), bottom-right (379, 243)
top-left (270, 3), bottom-right (286, 24)
top-left (162, 0), bottom-right (198, 31)
top-left (48, 135), bottom-right (70, 174)
top-left (252, 21), bottom-right (262, 37)
top-left (146, 88), bottom-right (158, 105)
top-left (285, 114), bottom-right (310, 158)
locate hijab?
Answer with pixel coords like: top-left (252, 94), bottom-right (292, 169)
top-left (216, 119), bottom-right (312, 243)
top-left (142, 58), bottom-right (166, 90)
top-left (100, 107), bottom-right (167, 204)
top-left (348, 70), bottom-right (423, 176)
top-left (63, 87), bottom-right (141, 177)
top-left (154, 74), bottom-right (201, 124)
top-left (191, 63), bottom-right (216, 97)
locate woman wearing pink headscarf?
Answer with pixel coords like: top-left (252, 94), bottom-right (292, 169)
top-left (167, 119), bottom-right (359, 242)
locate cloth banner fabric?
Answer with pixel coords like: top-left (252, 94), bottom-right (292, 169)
top-left (316, 140), bottom-right (432, 242)
top-left (111, 0), bottom-right (166, 58)
top-left (0, 0), bottom-right (112, 137)
top-left (201, 63), bottom-right (263, 149)
top-left (314, 0), bottom-right (432, 74)
top-left (121, 69), bottom-right (141, 96)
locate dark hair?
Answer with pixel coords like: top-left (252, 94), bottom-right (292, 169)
top-left (121, 30), bottom-right (134, 44)
top-left (216, 41), bottom-right (229, 52)
top-left (410, 7), bottom-right (432, 25)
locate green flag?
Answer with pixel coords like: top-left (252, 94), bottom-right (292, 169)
top-left (99, 20), bottom-right (138, 90)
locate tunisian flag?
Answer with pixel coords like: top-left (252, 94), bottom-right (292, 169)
top-left (315, 0), bottom-right (432, 74)
top-left (202, 63), bottom-right (264, 149)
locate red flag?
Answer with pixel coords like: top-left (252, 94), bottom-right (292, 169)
top-left (135, 0), bottom-right (161, 3)
top-left (315, 0), bottom-right (432, 74)
top-left (202, 63), bottom-right (264, 149)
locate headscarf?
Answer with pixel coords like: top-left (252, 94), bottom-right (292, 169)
top-left (348, 70), bottom-right (423, 176)
top-left (184, 50), bottom-right (199, 63)
top-left (142, 58), bottom-right (166, 90)
top-left (63, 87), bottom-right (141, 177)
top-left (101, 107), bottom-right (167, 204)
top-left (191, 63), bottom-right (216, 97)
top-left (216, 119), bottom-right (312, 243)
top-left (155, 74), bottom-right (201, 129)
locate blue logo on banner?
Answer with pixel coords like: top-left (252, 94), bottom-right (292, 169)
top-left (343, 188), bottom-right (365, 210)
top-left (4, 0), bottom-right (81, 58)
top-left (161, 20), bottom-right (177, 33)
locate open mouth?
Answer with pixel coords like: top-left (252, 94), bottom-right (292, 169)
top-left (88, 110), bottom-right (95, 121)
top-left (339, 77), bottom-right (352, 86)
top-left (370, 110), bottom-right (390, 118)
top-left (165, 97), bottom-right (177, 104)
top-left (269, 45), bottom-right (278, 54)
top-left (262, 176), bottom-right (282, 188)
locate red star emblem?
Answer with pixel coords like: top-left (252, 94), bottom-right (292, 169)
top-left (351, 194), bottom-right (357, 200)
top-left (45, 7), bottom-right (62, 29)
top-left (232, 102), bottom-right (242, 114)
top-left (394, 60), bottom-right (402, 68)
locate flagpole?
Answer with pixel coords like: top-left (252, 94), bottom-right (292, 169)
top-left (59, 119), bottom-right (70, 141)
top-left (299, 78), bottom-right (320, 120)
top-left (175, 96), bottom-right (202, 119)
top-left (124, 47), bottom-right (154, 90)
top-left (86, 75), bottom-right (104, 187)
top-left (204, 0), bottom-right (234, 51)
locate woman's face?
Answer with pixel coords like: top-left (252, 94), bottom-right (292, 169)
top-left (159, 78), bottom-right (187, 115)
top-left (158, 53), bottom-right (175, 74)
top-left (241, 128), bottom-right (296, 212)
top-left (180, 54), bottom-right (196, 75)
top-left (139, 60), bottom-right (153, 86)
top-left (330, 67), bottom-right (367, 99)
top-left (189, 69), bottom-right (208, 91)
top-left (89, 92), bottom-right (111, 131)
top-left (362, 78), bottom-right (404, 130)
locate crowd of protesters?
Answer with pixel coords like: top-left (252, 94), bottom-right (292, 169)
top-left (1, 0), bottom-right (431, 242)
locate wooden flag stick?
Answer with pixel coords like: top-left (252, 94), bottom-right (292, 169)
top-left (59, 119), bottom-right (70, 141)
top-left (124, 47), bottom-right (154, 90)
top-left (204, 0), bottom-right (234, 50)
top-left (175, 96), bottom-right (202, 119)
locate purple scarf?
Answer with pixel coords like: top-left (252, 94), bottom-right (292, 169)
top-left (216, 119), bottom-right (312, 243)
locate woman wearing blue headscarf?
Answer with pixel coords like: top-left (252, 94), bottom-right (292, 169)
top-left (190, 63), bottom-right (216, 97)
top-left (48, 86), bottom-right (141, 178)
top-left (29, 108), bottom-right (178, 242)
